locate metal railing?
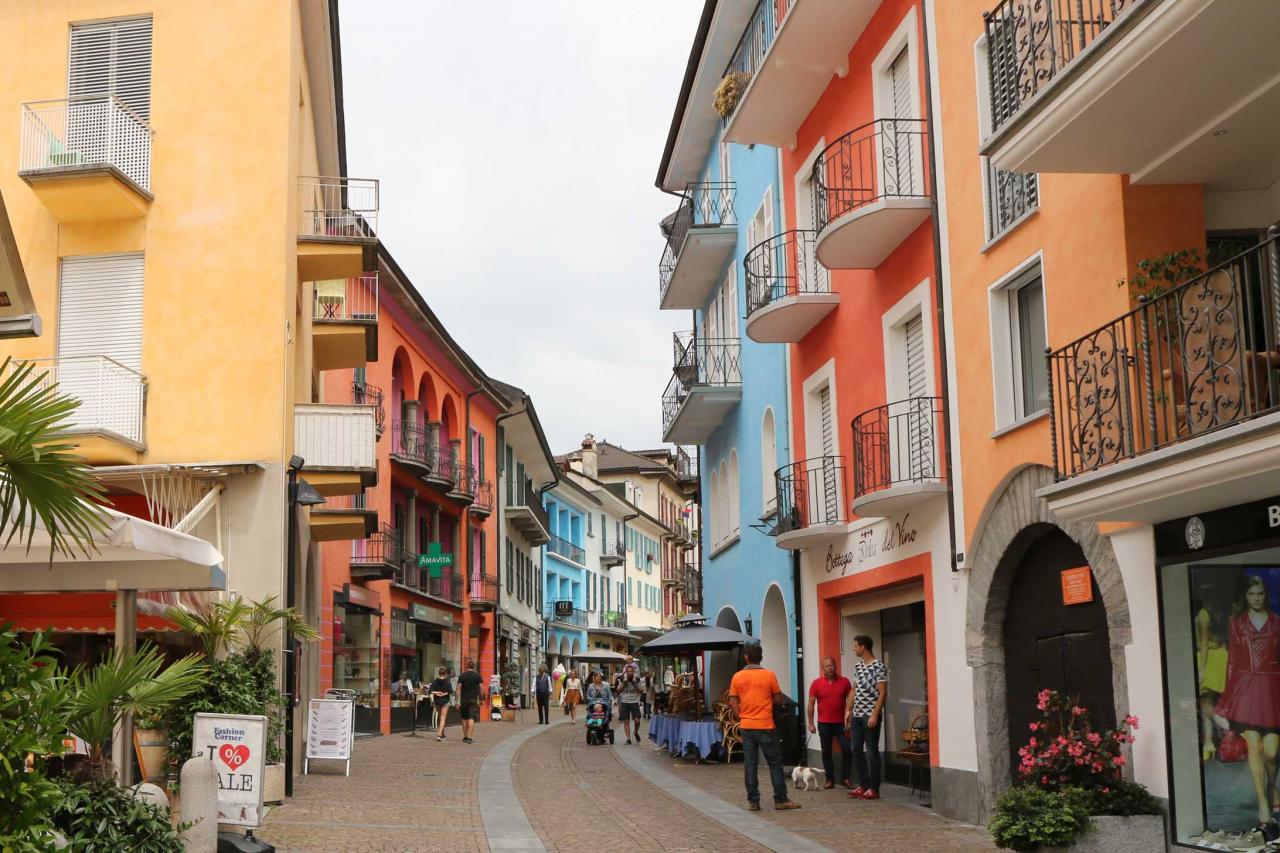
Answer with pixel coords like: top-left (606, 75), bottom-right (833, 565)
top-left (351, 523), bottom-right (403, 569)
top-left (984, 0), bottom-right (1147, 134)
top-left (545, 601), bottom-right (587, 628)
top-left (445, 449), bottom-right (475, 498)
top-left (985, 160), bottom-right (1039, 241)
top-left (745, 229), bottom-right (829, 316)
top-left (19, 96), bottom-right (153, 190)
top-left (10, 356), bottom-right (146, 445)
top-left (852, 397), bottom-right (945, 498)
top-left (547, 535), bottom-right (586, 566)
top-left (721, 0), bottom-right (781, 113)
top-left (506, 478), bottom-right (551, 533)
top-left (468, 574), bottom-right (499, 606)
top-left (298, 176), bottom-right (379, 241)
top-left (313, 273), bottom-right (378, 324)
top-left (471, 479), bottom-right (494, 513)
top-left (662, 337), bottom-right (742, 437)
top-left (674, 446), bottom-right (697, 481)
top-left (351, 382), bottom-right (385, 437)
top-left (659, 182), bottom-right (737, 302)
top-left (1049, 234), bottom-right (1280, 479)
top-left (390, 420), bottom-right (429, 467)
top-left (397, 562), bottom-right (464, 605)
top-left (813, 119), bottom-right (930, 232)
top-left (604, 610), bottom-right (628, 630)
top-left (295, 404), bottom-right (376, 470)
top-left (775, 456), bottom-right (847, 535)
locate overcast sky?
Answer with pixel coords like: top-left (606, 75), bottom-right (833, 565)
top-left (338, 2), bottom-right (702, 456)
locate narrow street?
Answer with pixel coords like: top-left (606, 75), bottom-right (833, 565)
top-left (260, 717), bottom-right (997, 852)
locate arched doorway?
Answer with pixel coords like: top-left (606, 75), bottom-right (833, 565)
top-left (760, 584), bottom-right (791, 695)
top-left (1002, 524), bottom-right (1114, 776)
top-left (708, 607), bottom-right (742, 701)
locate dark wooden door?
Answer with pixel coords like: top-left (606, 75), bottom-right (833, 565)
top-left (1003, 527), bottom-right (1114, 777)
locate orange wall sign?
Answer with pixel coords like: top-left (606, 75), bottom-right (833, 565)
top-left (1061, 567), bottom-right (1094, 606)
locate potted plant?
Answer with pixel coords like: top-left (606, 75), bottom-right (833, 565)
top-left (990, 689), bottom-right (1164, 851)
top-left (713, 71), bottom-right (751, 119)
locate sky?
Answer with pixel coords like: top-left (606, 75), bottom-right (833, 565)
top-left (338, 2), bottom-right (703, 456)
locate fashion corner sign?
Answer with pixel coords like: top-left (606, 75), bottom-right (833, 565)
top-left (192, 712), bottom-right (267, 828)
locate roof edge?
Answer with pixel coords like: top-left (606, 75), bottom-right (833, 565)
top-left (656, 0), bottom-right (717, 190)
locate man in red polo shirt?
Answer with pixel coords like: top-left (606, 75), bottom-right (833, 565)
top-left (807, 655), bottom-right (853, 789)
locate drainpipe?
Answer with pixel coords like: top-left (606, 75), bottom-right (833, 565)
top-left (621, 512), bottom-right (639, 641)
top-left (536, 479), bottom-right (557, 668)
top-left (919, 2), bottom-right (960, 573)
top-left (464, 389), bottom-right (482, 671)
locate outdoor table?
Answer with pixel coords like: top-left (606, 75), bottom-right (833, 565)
top-left (648, 713), bottom-right (722, 760)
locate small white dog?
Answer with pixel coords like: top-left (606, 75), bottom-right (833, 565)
top-left (790, 765), bottom-right (824, 791)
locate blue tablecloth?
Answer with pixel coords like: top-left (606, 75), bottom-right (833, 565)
top-left (647, 713), bottom-right (722, 760)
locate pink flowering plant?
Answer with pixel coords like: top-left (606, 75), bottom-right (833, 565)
top-left (1017, 689), bottom-right (1139, 793)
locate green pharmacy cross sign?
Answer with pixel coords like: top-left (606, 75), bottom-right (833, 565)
top-left (417, 542), bottom-right (453, 578)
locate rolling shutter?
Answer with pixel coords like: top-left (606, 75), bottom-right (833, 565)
top-left (887, 47), bottom-right (919, 195)
top-left (819, 385), bottom-right (834, 457)
top-left (890, 47), bottom-right (912, 119)
top-left (904, 314), bottom-right (928, 399)
top-left (68, 17), bottom-right (153, 120)
top-left (58, 253), bottom-right (144, 368)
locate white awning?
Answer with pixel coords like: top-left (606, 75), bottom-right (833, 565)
top-left (0, 504), bottom-right (226, 592)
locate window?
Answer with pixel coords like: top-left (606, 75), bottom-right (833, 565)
top-left (990, 259), bottom-right (1049, 427)
top-left (587, 513), bottom-right (592, 537)
top-left (975, 34), bottom-right (1038, 242)
top-left (69, 16), bottom-right (153, 119)
top-left (761, 409), bottom-right (778, 516)
top-left (709, 471), bottom-right (719, 545)
top-left (506, 539), bottom-right (514, 595)
top-left (728, 449), bottom-right (740, 539)
top-left (719, 137), bottom-right (731, 185)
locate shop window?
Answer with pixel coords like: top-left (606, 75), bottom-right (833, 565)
top-left (333, 600), bottom-right (380, 734)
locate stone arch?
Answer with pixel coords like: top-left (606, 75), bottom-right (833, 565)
top-left (965, 463), bottom-right (1131, 817)
top-left (440, 394), bottom-right (459, 445)
top-left (558, 635), bottom-right (569, 658)
top-left (708, 606), bottom-right (742, 702)
top-left (760, 583), bottom-right (790, 693)
top-left (390, 346), bottom-right (414, 418)
top-left (417, 372), bottom-right (438, 426)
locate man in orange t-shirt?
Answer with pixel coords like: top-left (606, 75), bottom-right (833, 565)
top-left (729, 643), bottom-right (800, 811)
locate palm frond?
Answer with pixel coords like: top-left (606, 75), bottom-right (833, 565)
top-left (166, 597), bottom-right (248, 660)
top-left (0, 358), bottom-right (107, 558)
top-left (241, 594), bottom-right (319, 654)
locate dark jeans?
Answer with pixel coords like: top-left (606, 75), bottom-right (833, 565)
top-left (535, 692), bottom-right (550, 724)
top-left (849, 715), bottom-right (882, 791)
top-left (741, 727), bottom-right (788, 804)
top-left (641, 699), bottom-right (651, 718)
top-left (817, 721), bottom-right (852, 785)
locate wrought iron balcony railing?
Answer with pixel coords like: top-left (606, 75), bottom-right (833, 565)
top-left (852, 397), bottom-right (945, 498)
top-left (351, 381), bottom-right (385, 438)
top-left (468, 574), bottom-right (499, 606)
top-left (19, 95), bottom-right (153, 191)
top-left (10, 356), bottom-right (146, 446)
top-left (547, 535), bottom-right (586, 566)
top-left (313, 273), bottom-right (378, 324)
top-left (396, 562), bottom-right (464, 605)
top-left (299, 176), bottom-right (379, 241)
top-left (662, 336), bottom-right (743, 437)
top-left (984, 0), bottom-right (1147, 135)
top-left (471, 479), bottom-right (494, 514)
top-left (745, 229), bottom-right (829, 316)
top-left (351, 524), bottom-right (403, 572)
top-left (721, 0), bottom-right (784, 121)
top-left (812, 118), bottom-right (930, 231)
top-left (391, 420), bottom-right (431, 468)
top-left (776, 456), bottom-right (847, 535)
top-left (659, 182), bottom-right (737, 301)
top-left (603, 610), bottom-right (628, 630)
top-left (1049, 234), bottom-right (1280, 479)
top-left (545, 601), bottom-right (587, 628)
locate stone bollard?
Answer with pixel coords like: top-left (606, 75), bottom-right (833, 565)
top-left (131, 782), bottom-right (170, 814)
top-left (179, 756), bottom-right (218, 853)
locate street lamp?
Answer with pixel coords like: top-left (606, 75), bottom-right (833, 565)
top-left (284, 455), bottom-right (323, 799)
top-left (745, 613), bottom-right (753, 637)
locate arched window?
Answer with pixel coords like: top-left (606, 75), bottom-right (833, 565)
top-left (761, 408), bottom-right (777, 516)
top-left (709, 470), bottom-right (719, 546)
top-left (717, 460), bottom-right (729, 547)
top-left (728, 449), bottom-right (740, 538)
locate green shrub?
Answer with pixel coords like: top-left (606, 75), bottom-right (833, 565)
top-left (0, 627), bottom-right (71, 851)
top-left (49, 778), bottom-right (188, 853)
top-left (163, 650), bottom-right (284, 770)
top-left (1090, 780), bottom-right (1163, 817)
top-left (989, 785), bottom-right (1093, 851)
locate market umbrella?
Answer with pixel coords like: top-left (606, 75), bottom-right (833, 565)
top-left (636, 613), bottom-right (752, 655)
top-left (574, 648), bottom-right (630, 664)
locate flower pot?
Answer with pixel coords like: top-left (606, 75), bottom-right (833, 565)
top-left (132, 726), bottom-right (169, 783)
top-left (263, 763), bottom-right (285, 804)
top-left (1043, 815), bottom-right (1165, 853)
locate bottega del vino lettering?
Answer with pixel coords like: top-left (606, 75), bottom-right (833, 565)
top-left (825, 515), bottom-right (920, 577)
top-left (881, 515), bottom-right (917, 553)
top-left (1270, 504), bottom-right (1280, 528)
top-left (826, 545), bottom-right (854, 574)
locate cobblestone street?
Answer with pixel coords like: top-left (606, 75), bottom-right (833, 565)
top-left (259, 715), bottom-right (997, 852)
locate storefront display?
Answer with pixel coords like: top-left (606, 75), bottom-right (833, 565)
top-left (333, 588), bottom-right (381, 735)
top-left (1159, 496), bottom-right (1280, 848)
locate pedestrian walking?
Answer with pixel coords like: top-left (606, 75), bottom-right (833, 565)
top-left (428, 667), bottom-right (453, 742)
top-left (563, 670), bottom-right (583, 723)
top-left (728, 643), bottom-right (800, 812)
top-left (845, 635), bottom-right (889, 800)
top-left (616, 668), bottom-right (643, 744)
top-left (807, 655), bottom-right (853, 789)
top-left (642, 670), bottom-right (656, 719)
top-left (456, 660), bottom-right (483, 744)
top-left (586, 670), bottom-right (613, 711)
top-left (534, 665), bottom-right (552, 724)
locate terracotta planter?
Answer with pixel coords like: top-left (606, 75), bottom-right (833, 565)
top-left (263, 763), bottom-right (285, 804)
top-left (1044, 815), bottom-right (1165, 853)
top-left (132, 726), bottom-right (168, 783)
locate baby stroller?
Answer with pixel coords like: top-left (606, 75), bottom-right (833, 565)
top-left (585, 697), bottom-right (615, 745)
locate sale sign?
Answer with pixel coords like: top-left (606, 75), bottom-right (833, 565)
top-left (192, 712), bottom-right (267, 827)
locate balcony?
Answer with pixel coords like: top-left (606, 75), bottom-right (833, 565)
top-left (547, 535), bottom-right (586, 567)
top-left (396, 563), bottom-right (464, 607)
top-left (294, 403), bottom-right (377, 497)
top-left (851, 397), bottom-right (947, 518)
top-left (721, 0), bottom-right (881, 148)
top-left (8, 356), bottom-right (146, 465)
top-left (351, 381), bottom-right (385, 440)
top-left (444, 450), bottom-right (476, 507)
top-left (312, 273), bottom-right (378, 371)
top-left (350, 524), bottom-right (404, 582)
top-left (545, 601), bottom-right (587, 629)
top-left (599, 540), bottom-right (625, 568)
top-left (661, 335), bottom-right (742, 445)
top-left (745, 229), bottom-right (836, 343)
top-left (310, 493), bottom-right (377, 543)
top-left (18, 96), bottom-right (152, 222)
top-left (981, 0), bottom-right (1280, 187)
top-left (658, 182), bottom-right (737, 311)
top-left (470, 479), bottom-right (494, 518)
top-left (390, 420), bottom-right (432, 477)
top-left (468, 574), bottom-right (499, 609)
top-left (662, 560), bottom-right (683, 586)
top-left (813, 119), bottom-right (931, 270)
top-left (684, 569), bottom-right (703, 610)
top-left (775, 456), bottom-right (848, 549)
top-left (297, 176), bottom-right (379, 281)
top-left (1042, 234), bottom-right (1280, 523)
top-left (505, 479), bottom-right (551, 546)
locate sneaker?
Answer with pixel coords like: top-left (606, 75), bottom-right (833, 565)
top-left (775, 801), bottom-right (802, 811)
top-left (1226, 830), bottom-right (1265, 851)
top-left (748, 802), bottom-right (761, 812)
top-left (463, 737), bottom-right (474, 744)
top-left (860, 789), bottom-right (880, 801)
top-left (625, 739), bottom-right (632, 745)
top-left (847, 787), bottom-right (866, 798)
top-left (840, 779), bottom-right (854, 789)
top-left (436, 736), bottom-right (443, 742)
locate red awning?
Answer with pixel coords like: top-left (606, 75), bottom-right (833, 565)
top-left (0, 592), bottom-right (179, 633)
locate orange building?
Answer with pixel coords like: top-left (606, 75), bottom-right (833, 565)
top-left (318, 247), bottom-right (505, 735)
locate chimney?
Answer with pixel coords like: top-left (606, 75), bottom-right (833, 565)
top-left (580, 433), bottom-right (598, 479)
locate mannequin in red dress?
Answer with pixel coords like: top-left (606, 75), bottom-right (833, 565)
top-left (1215, 576), bottom-right (1280, 824)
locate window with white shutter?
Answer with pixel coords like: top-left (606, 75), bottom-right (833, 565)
top-left (904, 314), bottom-right (927, 399)
top-left (69, 17), bottom-right (153, 120)
top-left (886, 46), bottom-right (921, 197)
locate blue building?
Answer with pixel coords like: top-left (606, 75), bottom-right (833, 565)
top-left (655, 1), bottom-right (797, 698)
top-left (542, 477), bottom-right (594, 672)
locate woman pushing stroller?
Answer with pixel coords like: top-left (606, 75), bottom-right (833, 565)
top-left (585, 671), bottom-right (615, 745)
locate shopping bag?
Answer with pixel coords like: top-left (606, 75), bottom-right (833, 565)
top-left (1218, 730), bottom-right (1248, 763)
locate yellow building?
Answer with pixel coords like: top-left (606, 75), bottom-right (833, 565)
top-left (0, 0), bottom-right (379, 780)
